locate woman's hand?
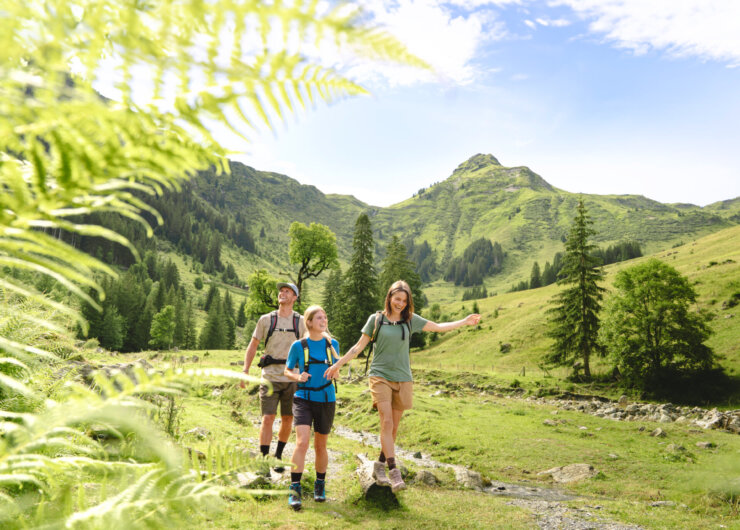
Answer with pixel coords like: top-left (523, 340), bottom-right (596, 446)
top-left (324, 364), bottom-right (340, 380)
top-left (464, 314), bottom-right (481, 326)
top-left (298, 372), bottom-right (310, 383)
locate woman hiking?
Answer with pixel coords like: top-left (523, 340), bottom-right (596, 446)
top-left (283, 305), bottom-right (340, 511)
top-left (324, 280), bottom-right (480, 492)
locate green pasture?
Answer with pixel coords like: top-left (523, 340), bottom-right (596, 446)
top-left (90, 348), bottom-right (740, 529)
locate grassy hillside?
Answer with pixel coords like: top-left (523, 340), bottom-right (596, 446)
top-left (411, 225), bottom-right (740, 394)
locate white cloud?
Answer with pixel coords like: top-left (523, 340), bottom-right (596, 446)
top-left (552, 0), bottom-right (740, 65)
top-left (348, 0), bottom-right (509, 87)
top-left (524, 19), bottom-right (537, 29)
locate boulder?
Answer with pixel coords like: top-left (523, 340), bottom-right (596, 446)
top-left (355, 454), bottom-right (399, 507)
top-left (542, 419), bottom-right (558, 426)
top-left (618, 395), bottom-right (629, 407)
top-left (184, 427), bottom-right (210, 439)
top-left (696, 441), bottom-right (716, 449)
top-left (236, 472), bottom-right (270, 489)
top-left (537, 463), bottom-right (598, 483)
top-left (650, 428), bottom-right (667, 438)
top-left (454, 467), bottom-right (484, 491)
top-left (415, 470), bottom-right (439, 486)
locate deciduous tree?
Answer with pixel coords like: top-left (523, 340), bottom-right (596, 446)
top-left (288, 222), bottom-right (339, 302)
top-left (600, 259), bottom-right (715, 388)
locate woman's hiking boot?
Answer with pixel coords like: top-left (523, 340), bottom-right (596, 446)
top-left (372, 461), bottom-right (391, 487)
top-left (288, 483), bottom-right (302, 511)
top-left (313, 479), bottom-right (326, 502)
top-left (388, 467), bottom-right (406, 492)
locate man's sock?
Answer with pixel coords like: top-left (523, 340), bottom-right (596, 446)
top-left (260, 445), bottom-right (270, 457)
top-left (275, 440), bottom-right (287, 460)
top-left (386, 457), bottom-right (396, 470)
top-left (378, 451), bottom-right (386, 463)
top-left (316, 471), bottom-right (326, 481)
top-left (291, 472), bottom-right (302, 484)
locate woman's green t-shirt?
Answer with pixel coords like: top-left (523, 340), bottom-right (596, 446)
top-left (361, 312), bottom-right (428, 382)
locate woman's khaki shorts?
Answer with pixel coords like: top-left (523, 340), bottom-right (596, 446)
top-left (369, 376), bottom-right (413, 411)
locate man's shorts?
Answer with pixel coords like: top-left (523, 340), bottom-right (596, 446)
top-left (292, 397), bottom-right (336, 435)
top-left (259, 381), bottom-right (297, 417)
top-left (369, 376), bottom-right (413, 411)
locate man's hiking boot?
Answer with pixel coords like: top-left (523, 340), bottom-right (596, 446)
top-left (288, 483), bottom-right (302, 511)
top-left (314, 479), bottom-right (326, 502)
top-left (372, 461), bottom-right (391, 487)
top-left (273, 460), bottom-right (285, 473)
top-left (388, 467), bottom-right (406, 493)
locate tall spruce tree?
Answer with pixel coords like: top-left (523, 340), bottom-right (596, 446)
top-left (182, 300), bottom-right (198, 350)
top-left (546, 199), bottom-right (605, 378)
top-left (322, 267), bottom-right (344, 332)
top-left (335, 214), bottom-right (378, 350)
top-left (530, 262), bottom-right (542, 289)
top-left (199, 289), bottom-right (225, 349)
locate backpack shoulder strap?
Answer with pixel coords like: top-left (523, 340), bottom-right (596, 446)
top-left (265, 311), bottom-right (278, 346)
top-left (300, 338), bottom-right (309, 372)
top-left (293, 312), bottom-right (301, 340)
top-left (371, 311), bottom-right (384, 343)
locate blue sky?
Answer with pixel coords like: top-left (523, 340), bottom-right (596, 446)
top-left (229, 0), bottom-right (740, 208)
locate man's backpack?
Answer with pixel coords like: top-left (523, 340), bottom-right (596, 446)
top-left (257, 311), bottom-right (301, 368)
top-left (264, 310), bottom-right (301, 347)
top-left (364, 311), bottom-right (411, 375)
top-left (297, 337), bottom-right (338, 393)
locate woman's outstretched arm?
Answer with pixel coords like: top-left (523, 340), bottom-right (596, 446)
top-left (422, 313), bottom-right (481, 333)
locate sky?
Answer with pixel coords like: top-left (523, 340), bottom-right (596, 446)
top-left (225, 0), bottom-right (740, 208)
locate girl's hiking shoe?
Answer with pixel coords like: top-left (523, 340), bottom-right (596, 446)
top-left (372, 461), bottom-right (391, 487)
top-left (288, 483), bottom-right (302, 511)
top-left (314, 479), bottom-right (326, 502)
top-left (388, 468), bottom-right (406, 492)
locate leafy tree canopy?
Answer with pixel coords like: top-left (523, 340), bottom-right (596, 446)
top-left (288, 221), bottom-right (339, 300)
top-left (600, 258), bottom-right (715, 389)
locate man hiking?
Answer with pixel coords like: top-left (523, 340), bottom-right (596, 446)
top-left (242, 282), bottom-right (306, 470)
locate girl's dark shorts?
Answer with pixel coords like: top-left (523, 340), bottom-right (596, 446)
top-left (292, 397), bottom-right (336, 435)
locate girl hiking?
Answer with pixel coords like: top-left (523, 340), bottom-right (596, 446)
top-left (324, 280), bottom-right (480, 492)
top-left (283, 305), bottom-right (340, 511)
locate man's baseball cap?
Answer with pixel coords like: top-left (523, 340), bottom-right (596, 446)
top-left (276, 282), bottom-right (299, 298)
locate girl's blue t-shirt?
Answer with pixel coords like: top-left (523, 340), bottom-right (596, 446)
top-left (286, 337), bottom-right (340, 403)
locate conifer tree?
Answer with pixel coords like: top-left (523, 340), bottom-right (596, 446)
top-left (530, 262), bottom-right (542, 289)
top-left (182, 300), bottom-right (198, 350)
top-left (378, 236), bottom-right (425, 308)
top-left (336, 214), bottom-right (378, 349)
top-left (236, 298), bottom-right (247, 328)
top-left (322, 267), bottom-right (344, 330)
top-left (204, 283), bottom-right (219, 312)
top-left (546, 199), bottom-right (605, 379)
top-left (199, 290), bottom-right (225, 350)
top-left (173, 294), bottom-right (186, 347)
top-left (223, 290), bottom-right (235, 321)
top-left (150, 305), bottom-right (176, 350)
top-left (99, 306), bottom-right (125, 351)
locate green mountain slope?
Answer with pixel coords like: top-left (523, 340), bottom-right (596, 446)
top-left (369, 154), bottom-right (733, 288)
top-left (411, 224), bottom-right (740, 380)
top-left (150, 154), bottom-right (737, 304)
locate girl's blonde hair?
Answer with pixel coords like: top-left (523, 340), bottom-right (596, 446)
top-left (383, 280), bottom-right (414, 322)
top-left (303, 304), bottom-right (338, 359)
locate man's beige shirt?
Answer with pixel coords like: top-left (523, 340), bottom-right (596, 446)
top-left (252, 311), bottom-right (306, 382)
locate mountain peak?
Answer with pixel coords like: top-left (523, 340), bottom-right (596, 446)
top-left (452, 153), bottom-right (501, 175)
